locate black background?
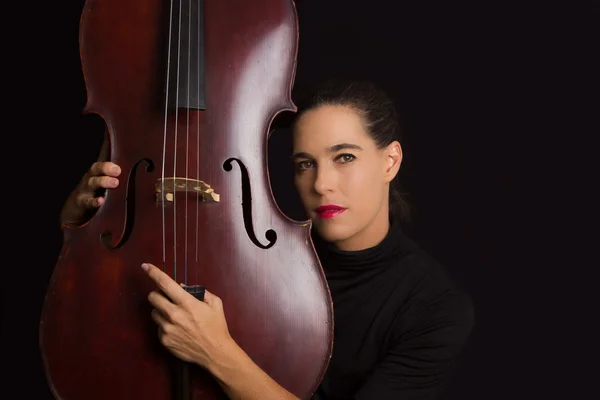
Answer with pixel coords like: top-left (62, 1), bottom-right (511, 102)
top-left (2, 0), bottom-right (598, 398)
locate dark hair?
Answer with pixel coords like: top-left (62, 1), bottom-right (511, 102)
top-left (292, 79), bottom-right (412, 227)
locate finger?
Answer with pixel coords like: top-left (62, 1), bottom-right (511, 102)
top-left (75, 191), bottom-right (104, 209)
top-left (142, 263), bottom-right (189, 305)
top-left (87, 175), bottom-right (119, 191)
top-left (157, 325), bottom-right (166, 345)
top-left (147, 290), bottom-right (178, 316)
top-left (150, 308), bottom-right (169, 327)
top-left (90, 161), bottom-right (121, 177)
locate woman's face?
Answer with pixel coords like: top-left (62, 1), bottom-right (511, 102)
top-left (292, 104), bottom-right (402, 251)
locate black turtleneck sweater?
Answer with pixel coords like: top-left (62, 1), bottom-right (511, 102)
top-left (311, 221), bottom-right (475, 400)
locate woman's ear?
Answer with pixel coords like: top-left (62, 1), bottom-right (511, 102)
top-left (384, 141), bottom-right (402, 183)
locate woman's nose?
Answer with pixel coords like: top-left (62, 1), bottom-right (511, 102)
top-left (313, 165), bottom-right (336, 194)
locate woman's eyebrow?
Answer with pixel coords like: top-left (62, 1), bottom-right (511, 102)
top-left (328, 143), bottom-right (363, 153)
top-left (292, 143), bottom-right (363, 159)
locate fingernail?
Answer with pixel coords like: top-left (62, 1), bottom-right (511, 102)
top-left (141, 263), bottom-right (149, 271)
top-left (111, 166), bottom-right (121, 174)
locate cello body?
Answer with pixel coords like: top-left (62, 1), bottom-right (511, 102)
top-left (39, 0), bottom-right (333, 398)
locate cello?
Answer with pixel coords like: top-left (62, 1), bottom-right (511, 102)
top-left (39, 0), bottom-right (334, 398)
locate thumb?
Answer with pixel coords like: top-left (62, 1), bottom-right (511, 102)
top-left (203, 289), bottom-right (222, 309)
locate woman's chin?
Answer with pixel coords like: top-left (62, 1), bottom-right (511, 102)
top-left (312, 221), bottom-right (353, 244)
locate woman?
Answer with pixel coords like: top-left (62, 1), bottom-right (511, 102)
top-left (60, 79), bottom-right (475, 399)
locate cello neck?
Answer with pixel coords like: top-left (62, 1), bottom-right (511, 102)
top-left (167, 0), bottom-right (207, 111)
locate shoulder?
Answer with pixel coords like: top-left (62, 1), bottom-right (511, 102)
top-left (394, 231), bottom-right (470, 299)
top-left (390, 233), bottom-right (476, 341)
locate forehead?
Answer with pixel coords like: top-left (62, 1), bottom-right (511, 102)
top-left (293, 105), bottom-right (373, 150)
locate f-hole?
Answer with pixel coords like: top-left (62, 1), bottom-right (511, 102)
top-left (101, 158), bottom-right (155, 249)
top-left (223, 158), bottom-right (277, 250)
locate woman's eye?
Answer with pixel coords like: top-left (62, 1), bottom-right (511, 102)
top-left (337, 154), bottom-right (356, 163)
top-left (295, 160), bottom-right (314, 171)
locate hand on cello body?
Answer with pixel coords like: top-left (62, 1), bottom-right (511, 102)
top-left (60, 160), bottom-right (121, 226)
top-left (140, 262), bottom-right (233, 367)
top-left (140, 262), bottom-right (301, 400)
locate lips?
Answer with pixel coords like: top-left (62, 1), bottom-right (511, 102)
top-left (314, 205), bottom-right (347, 219)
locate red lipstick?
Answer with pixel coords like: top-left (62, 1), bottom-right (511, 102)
top-left (314, 204), bottom-right (347, 219)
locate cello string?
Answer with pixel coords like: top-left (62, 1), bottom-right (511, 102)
top-left (184, 0), bottom-right (192, 289)
top-left (162, 0), bottom-right (177, 273)
top-left (195, 0), bottom-right (201, 287)
top-left (173, 0), bottom-right (185, 283)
